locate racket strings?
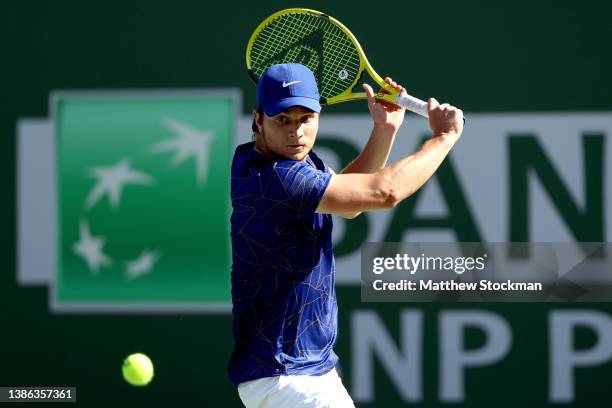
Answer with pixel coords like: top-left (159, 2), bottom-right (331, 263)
top-left (253, 15), bottom-right (321, 70)
top-left (319, 23), bottom-right (361, 97)
top-left (251, 14), bottom-right (327, 84)
top-left (249, 12), bottom-right (361, 100)
top-left (250, 15), bottom-right (316, 73)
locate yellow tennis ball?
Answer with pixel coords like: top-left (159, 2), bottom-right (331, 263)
top-left (122, 353), bottom-right (154, 386)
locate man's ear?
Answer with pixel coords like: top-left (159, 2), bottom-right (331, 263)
top-left (253, 109), bottom-right (263, 133)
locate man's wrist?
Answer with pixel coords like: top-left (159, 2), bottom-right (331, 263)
top-left (433, 131), bottom-right (460, 145)
top-left (372, 122), bottom-right (399, 134)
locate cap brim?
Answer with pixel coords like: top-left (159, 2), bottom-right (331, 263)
top-left (262, 97), bottom-right (321, 117)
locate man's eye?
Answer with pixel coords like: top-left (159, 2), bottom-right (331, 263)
top-left (277, 117), bottom-right (288, 124)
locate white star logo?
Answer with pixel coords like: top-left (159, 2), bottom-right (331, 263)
top-left (85, 158), bottom-right (153, 210)
top-left (150, 117), bottom-right (215, 186)
top-left (73, 220), bottom-right (113, 273)
top-left (125, 249), bottom-right (162, 280)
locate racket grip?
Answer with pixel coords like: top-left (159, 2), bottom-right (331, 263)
top-left (396, 93), bottom-right (429, 118)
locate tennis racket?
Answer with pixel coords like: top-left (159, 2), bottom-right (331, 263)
top-left (246, 8), bottom-right (432, 118)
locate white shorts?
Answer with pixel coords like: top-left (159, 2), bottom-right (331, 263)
top-left (237, 368), bottom-right (355, 408)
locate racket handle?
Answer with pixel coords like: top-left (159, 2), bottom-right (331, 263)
top-left (396, 92), bottom-right (428, 118)
top-left (396, 93), bottom-right (467, 123)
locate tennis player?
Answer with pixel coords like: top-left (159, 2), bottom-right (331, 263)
top-left (229, 63), bottom-right (463, 407)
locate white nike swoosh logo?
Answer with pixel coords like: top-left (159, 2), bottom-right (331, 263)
top-left (282, 81), bottom-right (302, 87)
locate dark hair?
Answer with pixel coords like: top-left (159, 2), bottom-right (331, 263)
top-left (251, 107), bottom-right (264, 135)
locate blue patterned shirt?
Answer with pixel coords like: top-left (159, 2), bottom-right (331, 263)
top-left (228, 141), bottom-right (338, 386)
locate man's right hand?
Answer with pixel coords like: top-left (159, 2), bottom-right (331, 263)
top-left (427, 98), bottom-right (463, 140)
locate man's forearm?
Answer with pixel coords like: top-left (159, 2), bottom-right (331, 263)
top-left (341, 124), bottom-right (398, 174)
top-left (383, 133), bottom-right (458, 204)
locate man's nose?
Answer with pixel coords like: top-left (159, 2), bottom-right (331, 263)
top-left (289, 121), bottom-right (304, 138)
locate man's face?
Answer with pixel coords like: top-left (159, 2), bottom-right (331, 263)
top-left (254, 107), bottom-right (319, 161)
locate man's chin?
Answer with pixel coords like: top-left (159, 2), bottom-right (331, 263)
top-left (282, 147), bottom-right (309, 161)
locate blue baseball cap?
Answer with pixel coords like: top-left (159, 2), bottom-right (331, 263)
top-left (257, 63), bottom-right (321, 116)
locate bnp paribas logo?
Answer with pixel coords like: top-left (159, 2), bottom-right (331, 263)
top-left (17, 90), bottom-right (240, 313)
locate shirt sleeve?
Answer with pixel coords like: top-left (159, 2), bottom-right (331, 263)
top-left (264, 160), bottom-right (331, 219)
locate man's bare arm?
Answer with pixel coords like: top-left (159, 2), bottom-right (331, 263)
top-left (340, 79), bottom-right (406, 176)
top-left (317, 98), bottom-right (463, 216)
